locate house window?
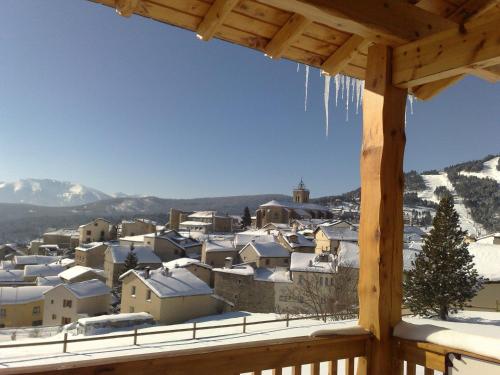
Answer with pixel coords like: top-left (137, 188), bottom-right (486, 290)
top-left (131, 286), bottom-right (136, 296)
top-left (61, 317), bottom-right (71, 325)
top-left (32, 306), bottom-right (41, 315)
top-left (86, 230), bottom-right (91, 235)
top-left (0, 309), bottom-right (6, 318)
top-left (51, 299), bottom-right (54, 304)
top-left (32, 320), bottom-right (43, 326)
top-left (52, 314), bottom-right (57, 320)
top-left (63, 299), bottom-right (73, 308)
top-left (129, 306), bottom-right (135, 313)
top-left (146, 290), bottom-right (152, 301)
top-left (284, 259), bottom-right (289, 264)
top-left (265, 259), bottom-right (270, 266)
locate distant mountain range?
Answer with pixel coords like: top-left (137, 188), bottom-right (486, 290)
top-left (0, 154), bottom-right (498, 244)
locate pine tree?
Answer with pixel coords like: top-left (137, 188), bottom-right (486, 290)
top-left (124, 248), bottom-right (138, 271)
top-left (242, 206), bottom-right (252, 228)
top-left (404, 196), bottom-right (483, 320)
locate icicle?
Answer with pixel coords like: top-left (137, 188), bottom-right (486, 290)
top-left (304, 65), bottom-right (309, 112)
top-left (334, 75), bottom-right (340, 107)
top-left (351, 78), bottom-right (356, 103)
top-left (297, 63), bottom-right (300, 73)
top-left (341, 75), bottom-right (345, 100)
top-left (355, 79), bottom-right (362, 115)
top-left (345, 76), bottom-right (351, 121)
top-left (408, 94), bottom-right (414, 115)
top-left (324, 74), bottom-right (331, 137)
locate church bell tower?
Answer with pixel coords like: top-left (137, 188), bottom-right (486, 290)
top-left (293, 179), bottom-right (310, 203)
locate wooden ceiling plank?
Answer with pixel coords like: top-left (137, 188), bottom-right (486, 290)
top-left (393, 13), bottom-right (500, 87)
top-left (115, 0), bottom-right (141, 17)
top-left (264, 14), bottom-right (311, 59)
top-left (257, 0), bottom-right (456, 46)
top-left (320, 34), bottom-right (370, 76)
top-left (196, 0), bottom-right (241, 41)
top-left (467, 66), bottom-right (500, 82)
top-left (411, 74), bottom-right (464, 99)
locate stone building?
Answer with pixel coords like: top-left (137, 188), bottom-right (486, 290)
top-left (42, 229), bottom-right (80, 250)
top-left (314, 224), bottom-right (358, 254)
top-left (79, 218), bottom-right (114, 244)
top-left (239, 241), bottom-right (290, 268)
top-left (143, 230), bottom-right (202, 261)
top-left (201, 239), bottom-right (238, 268)
top-left (74, 242), bottom-right (108, 268)
top-left (0, 286), bottom-right (51, 327)
top-left (120, 219), bottom-right (157, 237)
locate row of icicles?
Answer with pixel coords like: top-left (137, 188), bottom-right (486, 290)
top-left (298, 64), bottom-right (415, 137)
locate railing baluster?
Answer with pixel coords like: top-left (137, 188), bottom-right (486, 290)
top-left (291, 365), bottom-right (301, 375)
top-left (424, 368), bottom-right (433, 375)
top-left (328, 360), bottom-right (338, 375)
top-left (310, 362), bottom-right (320, 375)
top-left (345, 358), bottom-right (354, 375)
top-left (406, 361), bottom-right (417, 375)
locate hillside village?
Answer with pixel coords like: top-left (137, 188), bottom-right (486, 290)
top-left (0, 179), bottom-right (498, 332)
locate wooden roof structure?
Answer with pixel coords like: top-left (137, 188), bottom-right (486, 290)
top-left (90, 0), bottom-right (500, 99)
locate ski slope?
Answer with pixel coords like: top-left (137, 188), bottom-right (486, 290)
top-left (459, 156), bottom-right (500, 184)
top-left (417, 172), bottom-right (484, 236)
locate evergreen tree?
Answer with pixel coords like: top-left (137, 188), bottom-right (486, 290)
top-left (242, 206), bottom-right (252, 228)
top-left (124, 246), bottom-right (138, 271)
top-left (403, 196), bottom-right (483, 320)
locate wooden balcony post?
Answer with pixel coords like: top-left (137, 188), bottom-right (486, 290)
top-left (357, 44), bottom-right (407, 375)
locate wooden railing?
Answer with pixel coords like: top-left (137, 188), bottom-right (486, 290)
top-left (396, 338), bottom-right (500, 374)
top-left (11, 333), bottom-right (371, 375)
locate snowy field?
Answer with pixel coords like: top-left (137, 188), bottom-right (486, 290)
top-left (417, 172), bottom-right (484, 236)
top-left (459, 156), bottom-right (500, 184)
top-left (0, 311), bottom-right (499, 374)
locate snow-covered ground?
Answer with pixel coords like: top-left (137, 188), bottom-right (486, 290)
top-left (0, 311), bottom-right (499, 374)
top-left (417, 172), bottom-right (484, 236)
top-left (460, 156), bottom-right (500, 184)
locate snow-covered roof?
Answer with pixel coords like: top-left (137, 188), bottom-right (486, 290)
top-left (144, 230), bottom-right (201, 249)
top-left (281, 232), bottom-right (314, 248)
top-left (0, 286), bottom-right (52, 304)
top-left (188, 211), bottom-right (217, 218)
top-left (75, 242), bottom-right (105, 252)
top-left (79, 218), bottom-right (112, 228)
top-left (260, 200), bottom-right (286, 208)
top-left (243, 241), bottom-right (289, 258)
top-left (0, 269), bottom-right (24, 282)
top-left (119, 235), bottom-right (146, 242)
top-left (43, 229), bottom-right (79, 237)
top-left (61, 279), bottom-right (111, 299)
top-left (107, 245), bottom-right (162, 264)
top-left (317, 226), bottom-right (358, 241)
top-left (59, 266), bottom-right (103, 282)
top-left (476, 233), bottom-right (500, 244)
top-left (180, 221), bottom-right (212, 226)
top-left (468, 242), bottom-right (500, 281)
top-left (24, 264), bottom-right (66, 278)
top-left (120, 267), bottom-right (212, 298)
top-left (290, 252), bottom-right (336, 273)
top-left (162, 258), bottom-right (211, 270)
top-left (36, 276), bottom-right (63, 286)
top-left (50, 258), bottom-right (75, 268)
top-left (262, 223), bottom-right (291, 230)
top-left (77, 312), bottom-right (154, 326)
top-left (213, 264), bottom-right (255, 276)
top-left (204, 239), bottom-right (236, 253)
top-left (234, 231), bottom-right (276, 247)
top-left (254, 267), bottom-right (291, 283)
top-left (14, 255), bottom-right (60, 265)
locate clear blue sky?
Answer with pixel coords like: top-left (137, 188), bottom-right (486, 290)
top-left (0, 0), bottom-right (498, 198)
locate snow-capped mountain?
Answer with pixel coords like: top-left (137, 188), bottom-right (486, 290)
top-left (0, 179), bottom-right (112, 207)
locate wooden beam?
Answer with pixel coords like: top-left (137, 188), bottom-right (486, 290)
top-left (321, 35), bottom-right (370, 76)
top-left (358, 44), bottom-right (406, 375)
top-left (446, 0), bottom-right (499, 23)
top-left (411, 74), bottom-right (464, 100)
top-left (258, 0), bottom-right (455, 46)
top-left (196, 0), bottom-right (240, 41)
top-left (393, 12), bottom-right (500, 87)
top-left (468, 66), bottom-right (500, 82)
top-left (264, 14), bottom-right (311, 59)
top-left (114, 0), bottom-right (140, 17)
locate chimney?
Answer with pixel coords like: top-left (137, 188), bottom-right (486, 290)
top-left (144, 267), bottom-right (150, 279)
top-left (224, 257), bottom-right (233, 269)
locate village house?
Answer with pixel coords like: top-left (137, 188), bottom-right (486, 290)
top-left (314, 225), bottom-right (358, 254)
top-left (42, 229), bottom-right (80, 250)
top-left (201, 239), bottom-right (238, 268)
top-left (213, 264), bottom-right (291, 313)
top-left (120, 219), bottom-right (156, 237)
top-left (233, 230), bottom-right (276, 251)
top-left (79, 218), bottom-right (114, 244)
top-left (43, 279), bottom-right (111, 326)
top-left (163, 258), bottom-right (213, 286)
top-left (179, 211), bottom-right (233, 234)
top-left (0, 244), bottom-right (23, 261)
top-left (23, 264), bottom-right (66, 283)
top-left (476, 233), bottom-right (500, 245)
top-left (255, 181), bottom-right (333, 228)
top-left (467, 242), bottom-right (500, 311)
top-left (0, 286), bottom-right (51, 327)
top-left (36, 276), bottom-right (63, 287)
top-left (239, 241), bottom-right (290, 268)
top-left (276, 231), bottom-right (315, 253)
top-left (59, 266), bottom-right (106, 284)
top-left (119, 267), bottom-right (218, 324)
top-left (119, 234), bottom-right (146, 248)
top-left (104, 245), bottom-right (162, 287)
top-left (143, 230), bottom-right (201, 261)
top-left (261, 223), bottom-right (292, 232)
top-left (74, 242), bottom-right (107, 268)
top-left (168, 208), bottom-right (192, 231)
